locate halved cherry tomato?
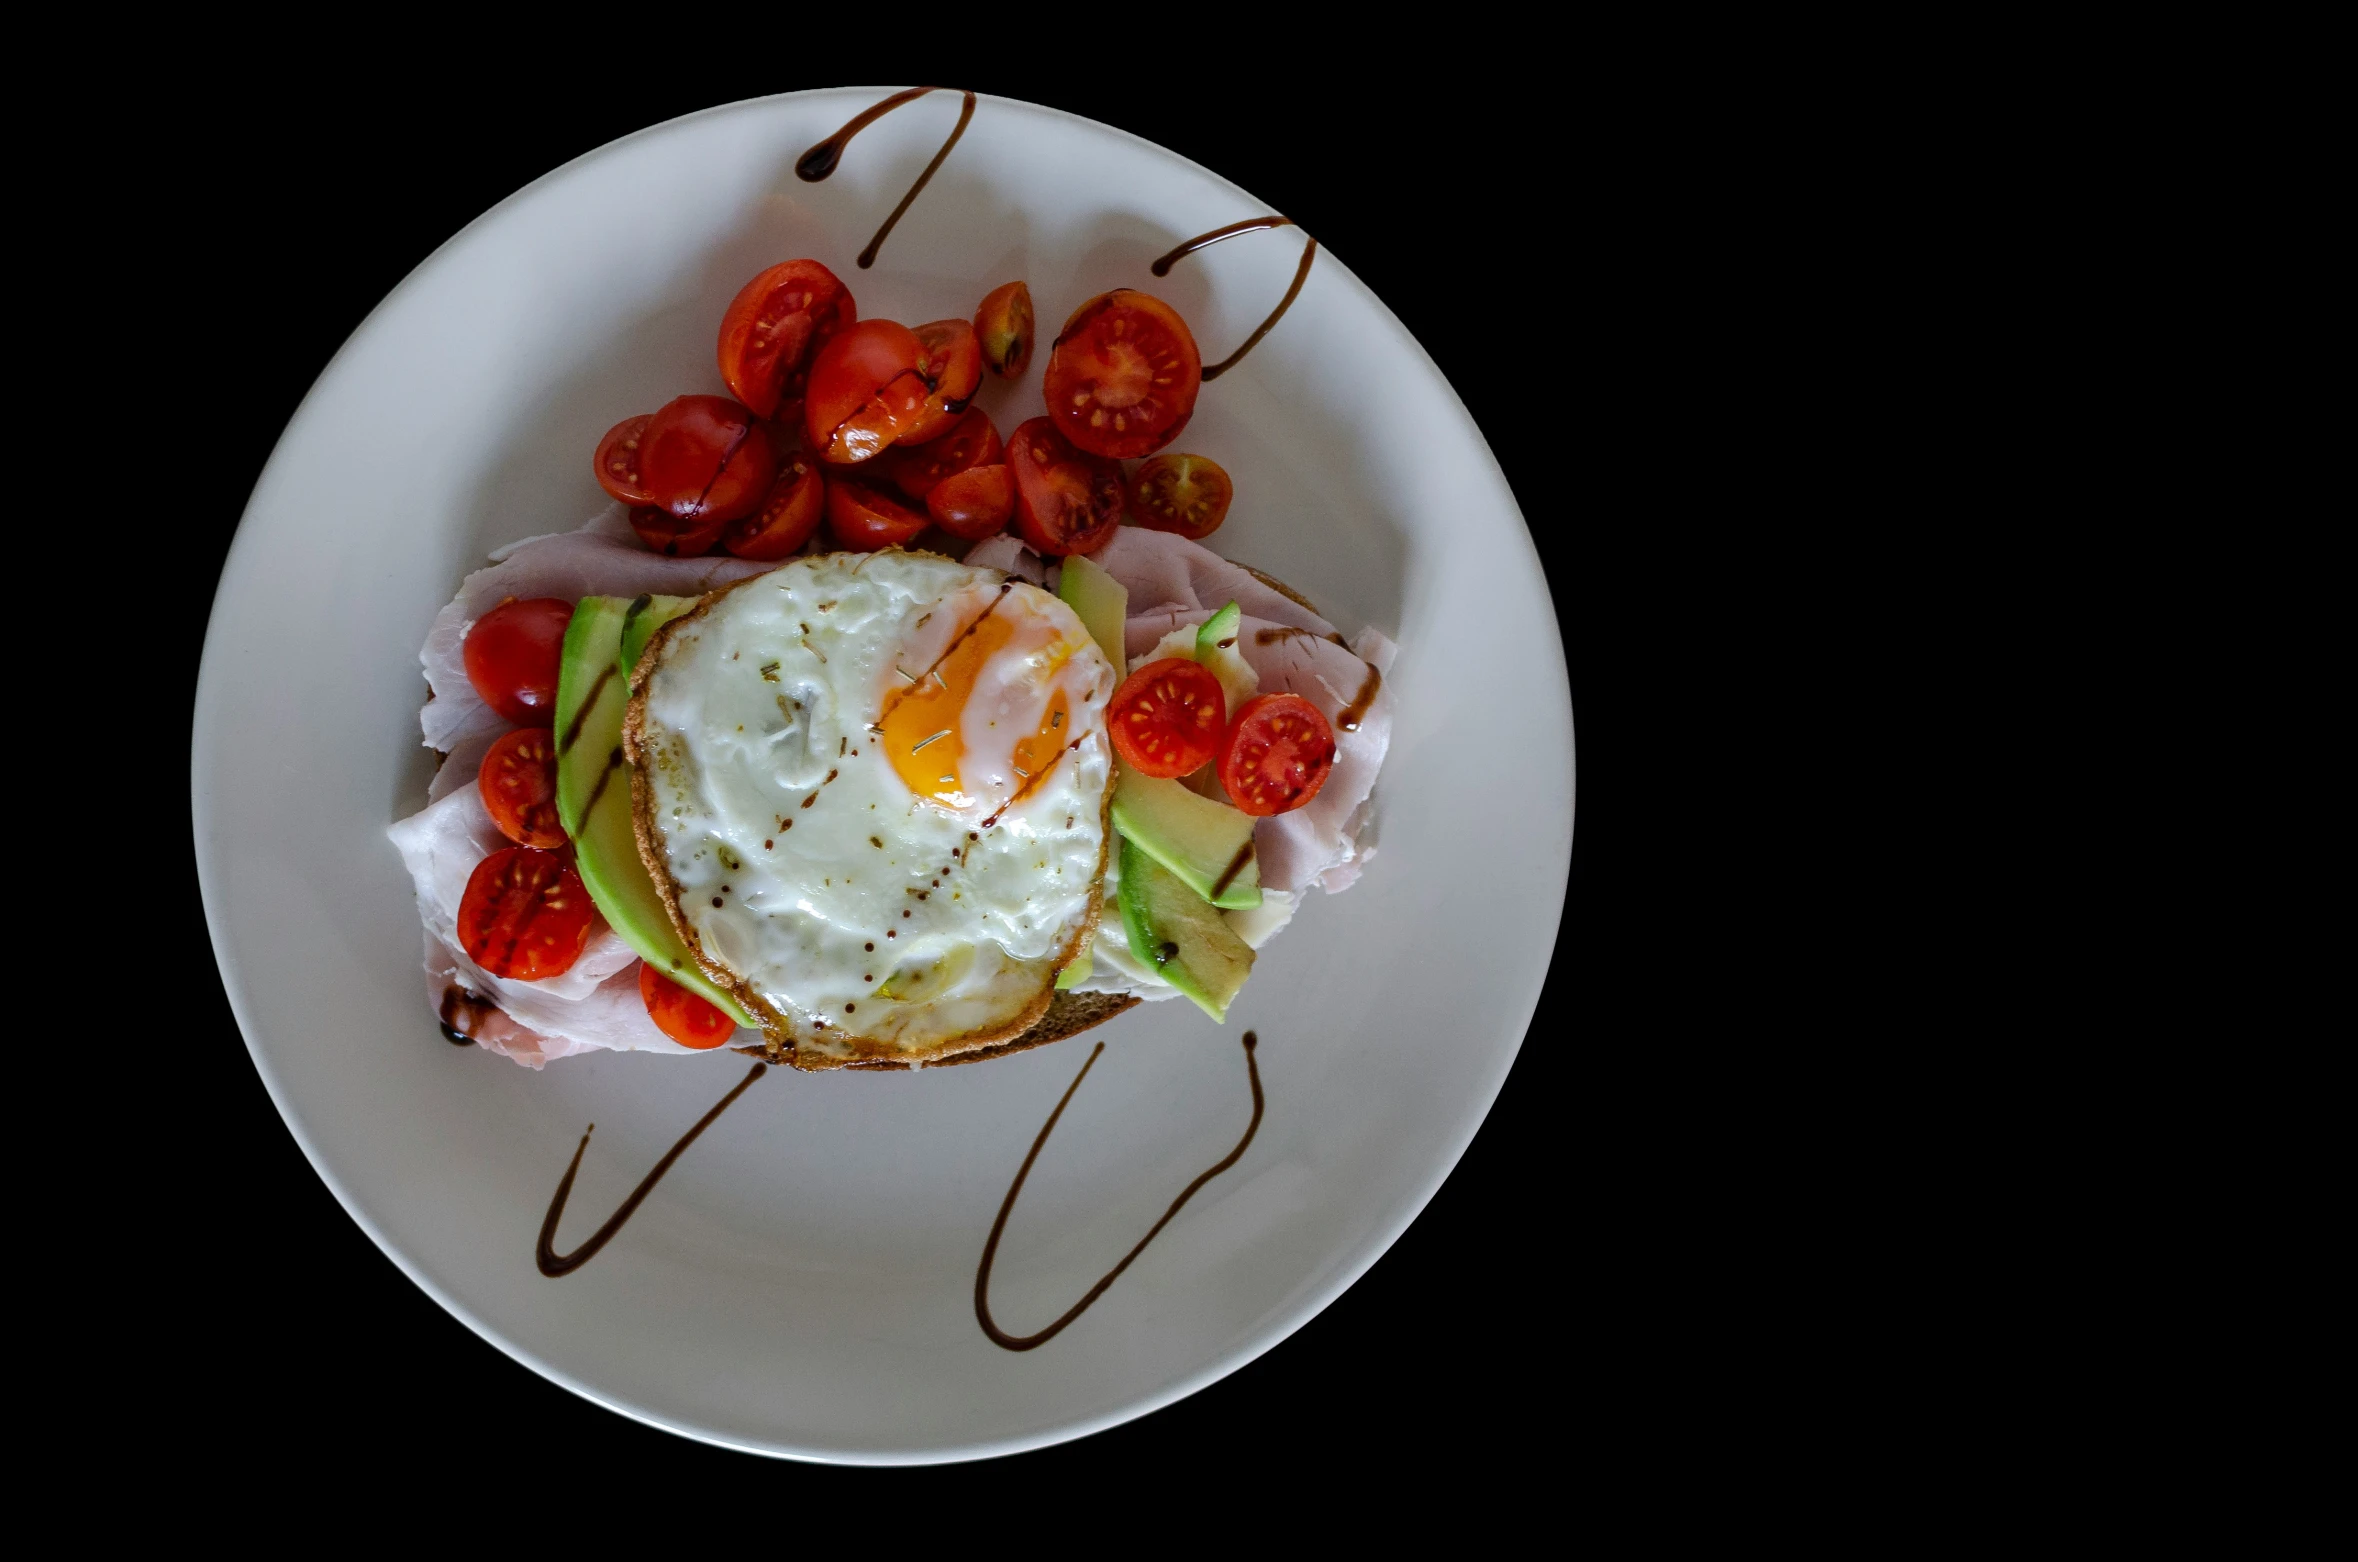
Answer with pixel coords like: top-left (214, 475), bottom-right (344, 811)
top-left (630, 504), bottom-right (729, 558)
top-left (805, 319), bottom-right (931, 464)
top-left (638, 395), bottom-right (776, 524)
top-left (826, 478), bottom-right (930, 551)
top-left (593, 414), bottom-right (654, 505)
top-left (1217, 693), bottom-right (1335, 816)
top-left (716, 260), bottom-right (856, 419)
top-left (901, 319), bottom-right (985, 444)
top-left (478, 729), bottom-right (568, 849)
top-left (725, 450), bottom-right (826, 560)
top-left (1129, 453), bottom-right (1234, 540)
top-left (1043, 290), bottom-right (1202, 459)
top-left (1109, 657), bottom-right (1228, 778)
top-left (463, 598), bottom-right (574, 726)
top-left (976, 281), bottom-right (1034, 379)
top-left (640, 962), bottom-right (737, 1048)
top-left (890, 406), bottom-right (1001, 499)
top-left (457, 847), bottom-right (596, 981)
top-left (927, 465), bottom-right (1014, 539)
top-left (1007, 417), bottom-right (1124, 556)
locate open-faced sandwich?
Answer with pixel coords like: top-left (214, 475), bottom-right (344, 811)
top-left (389, 257), bottom-right (1393, 1070)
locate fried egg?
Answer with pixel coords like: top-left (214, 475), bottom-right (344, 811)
top-left (630, 550), bottom-right (1116, 1064)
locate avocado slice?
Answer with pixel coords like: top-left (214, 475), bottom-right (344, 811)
top-left (554, 596), bottom-right (753, 1027)
top-left (1109, 757), bottom-right (1261, 909)
top-left (1195, 601), bottom-right (1241, 659)
top-left (1117, 838), bottom-right (1253, 1021)
top-left (618, 592), bottom-right (698, 681)
top-left (1058, 553), bottom-right (1128, 670)
top-left (1054, 941), bottom-right (1094, 989)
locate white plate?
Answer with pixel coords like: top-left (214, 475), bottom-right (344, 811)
top-left (193, 87), bottom-right (1571, 1463)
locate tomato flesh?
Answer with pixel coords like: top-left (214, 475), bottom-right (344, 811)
top-left (640, 962), bottom-right (737, 1048)
top-left (1218, 693), bottom-right (1335, 816)
top-left (457, 847), bottom-right (596, 981)
top-left (725, 450), bottom-right (826, 560)
top-left (716, 259), bottom-right (856, 419)
top-left (479, 729), bottom-right (567, 849)
top-left (593, 414), bottom-right (654, 505)
top-left (805, 319), bottom-right (930, 464)
top-left (889, 406), bottom-right (1000, 499)
top-left (975, 280), bottom-right (1034, 379)
top-left (826, 478), bottom-right (931, 551)
top-left (637, 395), bottom-right (775, 524)
top-left (901, 319), bottom-right (985, 444)
top-left (463, 598), bottom-right (574, 727)
top-left (1109, 657), bottom-right (1227, 778)
top-left (1043, 290), bottom-right (1202, 459)
top-left (1007, 417), bottom-right (1123, 556)
top-left (1129, 453), bottom-right (1234, 540)
top-left (927, 465), bottom-right (1014, 540)
top-left (629, 504), bottom-right (728, 558)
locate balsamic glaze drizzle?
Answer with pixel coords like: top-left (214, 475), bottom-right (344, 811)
top-left (1151, 217), bottom-right (1318, 381)
top-left (537, 1062), bottom-right (768, 1277)
top-left (797, 87), bottom-right (977, 270)
top-left (974, 1032), bottom-right (1264, 1351)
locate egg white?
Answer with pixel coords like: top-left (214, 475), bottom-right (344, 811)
top-left (633, 551), bottom-right (1115, 1062)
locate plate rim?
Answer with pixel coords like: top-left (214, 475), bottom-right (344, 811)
top-left (191, 84), bottom-right (1574, 1464)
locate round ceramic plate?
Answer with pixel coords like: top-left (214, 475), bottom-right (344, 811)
top-left (194, 88), bottom-right (1571, 1463)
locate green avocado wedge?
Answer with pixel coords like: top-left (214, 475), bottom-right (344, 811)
top-left (554, 596), bottom-right (753, 1027)
top-left (618, 592), bottom-right (698, 680)
top-left (1058, 553), bottom-right (1128, 670)
top-left (1109, 757), bottom-right (1261, 909)
top-left (1117, 837), bottom-right (1253, 1021)
top-left (1194, 601), bottom-right (1241, 659)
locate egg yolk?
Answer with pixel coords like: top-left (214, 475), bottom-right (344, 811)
top-left (881, 607), bottom-right (1076, 810)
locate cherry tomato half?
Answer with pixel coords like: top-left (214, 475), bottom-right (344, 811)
top-left (1217, 693), bottom-right (1335, 817)
top-left (640, 962), bottom-right (737, 1048)
top-left (901, 319), bottom-right (985, 444)
top-left (1129, 453), bottom-right (1234, 541)
top-left (638, 395), bottom-right (776, 525)
top-left (716, 259), bottom-right (856, 419)
top-left (478, 728), bottom-right (567, 849)
top-left (725, 449), bottom-right (826, 560)
top-left (1043, 290), bottom-right (1202, 459)
top-left (629, 504), bottom-right (728, 558)
top-left (805, 319), bottom-right (930, 464)
top-left (890, 406), bottom-right (1001, 500)
top-left (1109, 657), bottom-right (1228, 778)
top-left (457, 847), bottom-right (596, 981)
top-left (593, 414), bottom-right (654, 505)
top-left (976, 280), bottom-right (1034, 379)
top-left (463, 597), bottom-right (574, 727)
top-left (826, 478), bottom-right (930, 551)
top-left (927, 464), bottom-right (1014, 540)
top-left (1007, 417), bottom-right (1124, 556)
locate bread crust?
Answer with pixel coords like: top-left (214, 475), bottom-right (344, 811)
top-left (626, 554), bottom-right (1113, 1072)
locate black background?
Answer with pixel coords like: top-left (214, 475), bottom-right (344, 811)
top-left (145, 68), bottom-right (1730, 1494)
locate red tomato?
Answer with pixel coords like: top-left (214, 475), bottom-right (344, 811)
top-left (593, 415), bottom-right (655, 505)
top-left (726, 450), bottom-right (826, 560)
top-left (826, 478), bottom-right (930, 551)
top-left (1043, 290), bottom-right (1202, 459)
top-left (975, 280), bottom-right (1034, 379)
top-left (463, 598), bottom-right (574, 726)
top-left (889, 406), bottom-right (1001, 499)
top-left (1007, 417), bottom-right (1123, 556)
top-left (805, 319), bottom-right (930, 464)
top-left (716, 259), bottom-right (856, 419)
top-left (457, 847), bottom-right (596, 981)
top-left (1109, 657), bottom-right (1228, 778)
top-left (640, 962), bottom-right (737, 1048)
top-left (901, 319), bottom-right (985, 444)
top-left (629, 504), bottom-right (729, 558)
top-left (478, 729), bottom-right (567, 849)
top-left (927, 465), bottom-right (1014, 539)
top-left (638, 395), bottom-right (776, 525)
top-left (1129, 453), bottom-right (1234, 540)
top-left (1217, 693), bottom-right (1335, 816)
